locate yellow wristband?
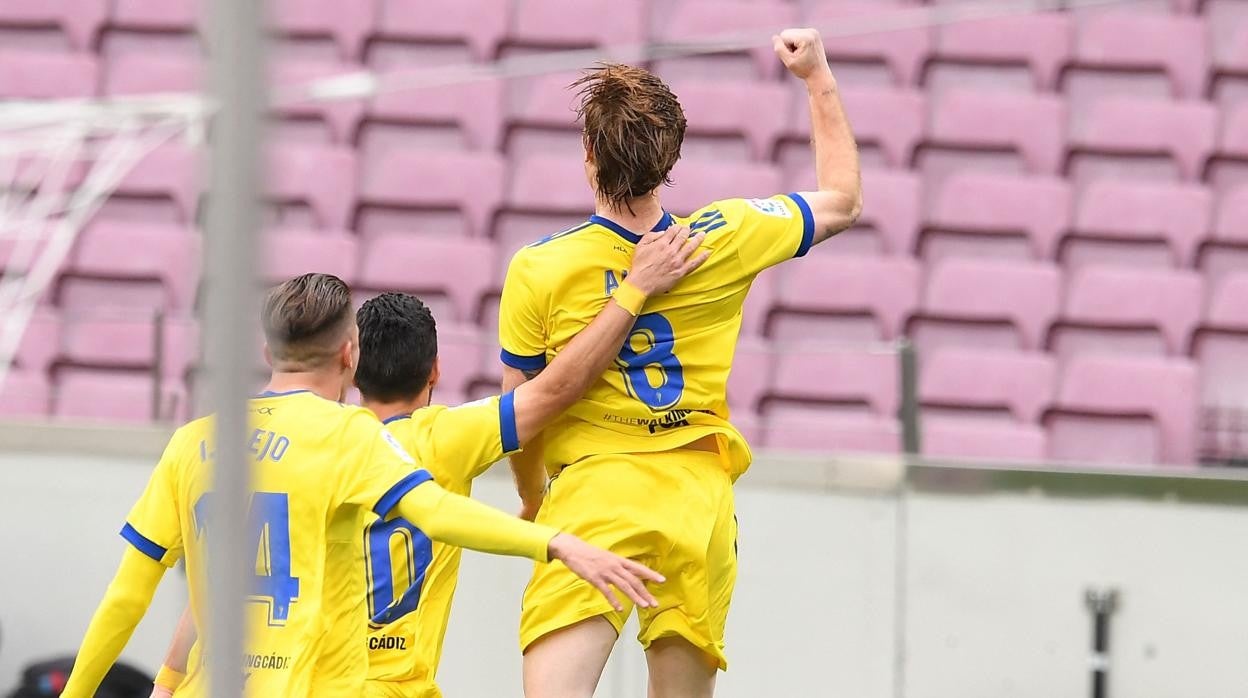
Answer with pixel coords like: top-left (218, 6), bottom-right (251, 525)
top-left (154, 665), bottom-right (186, 691)
top-left (611, 280), bottom-right (648, 316)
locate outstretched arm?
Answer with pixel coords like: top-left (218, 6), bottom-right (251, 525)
top-left (62, 548), bottom-right (167, 697)
top-left (776, 27), bottom-right (863, 246)
top-left (149, 606), bottom-right (197, 697)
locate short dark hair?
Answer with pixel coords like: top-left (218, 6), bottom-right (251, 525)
top-left (262, 273), bottom-right (354, 370)
top-left (573, 63), bottom-right (687, 210)
top-left (355, 292), bottom-right (438, 402)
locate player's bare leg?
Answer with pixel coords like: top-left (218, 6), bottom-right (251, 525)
top-left (645, 636), bottom-right (718, 698)
top-left (523, 616), bottom-right (618, 698)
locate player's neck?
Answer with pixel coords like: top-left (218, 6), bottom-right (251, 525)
top-left (361, 387), bottom-right (432, 423)
top-left (262, 371), bottom-right (345, 403)
top-left (595, 193), bottom-right (664, 232)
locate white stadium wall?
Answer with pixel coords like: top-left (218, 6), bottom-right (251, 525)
top-left (1, 423), bottom-right (1246, 697)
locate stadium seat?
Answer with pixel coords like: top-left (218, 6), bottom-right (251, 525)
top-left (60, 313), bottom-right (198, 380)
top-left (919, 348), bottom-right (1056, 423)
top-left (919, 89), bottom-right (1066, 176)
top-left (921, 172), bottom-right (1070, 262)
top-left (270, 0), bottom-right (374, 60)
top-left (1064, 180), bottom-right (1211, 269)
top-left (1049, 266), bottom-right (1203, 358)
top-left (108, 0), bottom-right (198, 36)
top-left (374, 0), bottom-right (509, 60)
top-left (266, 143), bottom-right (357, 230)
top-left (1044, 355), bottom-right (1198, 465)
top-left (65, 221), bottom-right (201, 312)
top-left (368, 78), bottom-right (504, 152)
top-left (260, 228), bottom-right (359, 285)
top-left (768, 344), bottom-right (899, 417)
top-left (358, 235), bottom-right (496, 324)
top-left (762, 406), bottom-right (901, 455)
top-left (1206, 102), bottom-right (1248, 189)
top-left (504, 72), bottom-right (594, 159)
top-left (1210, 2), bottom-right (1248, 102)
top-left (109, 144), bottom-right (201, 224)
top-left (928, 12), bottom-right (1072, 91)
top-left (0, 369), bottom-right (51, 418)
top-left (15, 309), bottom-right (61, 376)
top-left (653, 1), bottom-right (798, 80)
top-left (921, 418), bottom-right (1048, 462)
top-left (1192, 272), bottom-right (1248, 408)
top-left (782, 86), bottom-right (925, 170)
top-left (782, 169), bottom-right (920, 257)
top-left (1066, 96), bottom-right (1218, 184)
top-left (0, 49), bottom-right (98, 98)
top-left (907, 259), bottom-right (1061, 352)
top-left (1199, 185), bottom-right (1248, 286)
top-left (1063, 12), bottom-right (1209, 100)
top-left (670, 79), bottom-right (790, 161)
top-left (727, 336), bottom-right (773, 414)
top-left (803, 1), bottom-right (933, 87)
top-left (506, 0), bottom-right (644, 52)
top-left (769, 256), bottom-right (921, 342)
top-left (269, 58), bottom-right (366, 143)
top-left (434, 323), bottom-right (489, 403)
top-left (498, 154), bottom-right (594, 256)
top-left (664, 160), bottom-right (783, 218)
top-left (102, 52), bottom-right (199, 95)
top-left (54, 370), bottom-right (185, 423)
top-left (0, 0), bottom-right (107, 50)
top-left (357, 149), bottom-right (504, 238)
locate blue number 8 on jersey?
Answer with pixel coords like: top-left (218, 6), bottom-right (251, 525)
top-left (616, 313), bottom-right (684, 411)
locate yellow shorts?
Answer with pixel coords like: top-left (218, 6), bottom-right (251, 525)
top-left (519, 449), bottom-right (737, 670)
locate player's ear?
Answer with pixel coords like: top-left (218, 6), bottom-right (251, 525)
top-left (428, 357), bottom-right (441, 389)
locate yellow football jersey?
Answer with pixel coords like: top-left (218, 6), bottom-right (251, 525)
top-left (121, 390), bottom-right (431, 698)
top-left (312, 395), bottom-right (518, 698)
top-left (499, 195), bottom-right (815, 480)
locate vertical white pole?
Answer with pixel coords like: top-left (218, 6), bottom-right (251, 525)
top-left (204, 0), bottom-right (265, 692)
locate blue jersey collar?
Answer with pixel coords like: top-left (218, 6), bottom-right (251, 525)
top-left (254, 389), bottom-right (311, 398)
top-left (381, 413), bottom-right (412, 425)
top-left (589, 211), bottom-right (674, 244)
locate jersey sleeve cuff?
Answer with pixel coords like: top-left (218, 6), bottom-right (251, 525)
top-left (786, 192), bottom-right (815, 258)
top-left (373, 469), bottom-right (435, 517)
top-left (501, 349), bottom-right (547, 371)
top-left (120, 522), bottom-right (172, 565)
top-left (499, 391), bottom-right (520, 454)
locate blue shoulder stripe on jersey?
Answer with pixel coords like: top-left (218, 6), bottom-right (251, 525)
top-left (501, 349), bottom-right (546, 371)
top-left (499, 391), bottom-right (520, 453)
top-left (691, 213), bottom-right (724, 231)
top-left (696, 220), bottom-right (728, 234)
top-left (373, 469), bottom-right (435, 517)
top-left (382, 413), bottom-right (411, 425)
top-left (120, 523), bottom-right (168, 562)
top-left (588, 211), bottom-right (674, 244)
top-left (787, 192), bottom-right (815, 258)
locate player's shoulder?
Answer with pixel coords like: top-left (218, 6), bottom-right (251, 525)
top-left (168, 415), bottom-right (214, 455)
top-left (689, 196), bottom-right (800, 224)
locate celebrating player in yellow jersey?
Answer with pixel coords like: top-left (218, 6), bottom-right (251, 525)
top-left (498, 29), bottom-right (863, 698)
top-left (61, 272), bottom-right (675, 698)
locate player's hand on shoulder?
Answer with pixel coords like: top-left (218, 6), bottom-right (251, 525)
top-left (628, 224), bottom-right (710, 296)
top-left (773, 28), bottom-right (832, 82)
top-left (547, 533), bottom-right (664, 611)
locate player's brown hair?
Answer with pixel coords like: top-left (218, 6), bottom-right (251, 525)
top-left (262, 272), bottom-right (354, 370)
top-left (572, 63), bottom-right (686, 210)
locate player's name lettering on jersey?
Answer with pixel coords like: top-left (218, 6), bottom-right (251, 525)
top-left (367, 635), bottom-right (409, 651)
top-left (602, 409), bottom-right (714, 434)
top-left (604, 269), bottom-right (628, 296)
top-left (243, 653), bottom-right (292, 670)
top-left (248, 428), bottom-right (291, 463)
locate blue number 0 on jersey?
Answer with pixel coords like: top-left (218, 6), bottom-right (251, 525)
top-left (617, 312), bottom-right (684, 410)
top-left (365, 517), bottom-right (434, 625)
top-left (193, 491), bottom-right (301, 627)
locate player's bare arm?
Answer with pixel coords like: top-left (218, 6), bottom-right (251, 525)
top-left (775, 27), bottom-right (864, 245)
top-left (150, 605), bottom-right (197, 698)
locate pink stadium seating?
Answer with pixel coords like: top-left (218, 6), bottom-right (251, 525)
top-left (908, 259), bottom-right (1061, 352)
top-left (60, 313), bottom-right (198, 380)
top-left (270, 58), bottom-right (366, 143)
top-left (0, 49), bottom-right (98, 98)
top-left (503, 72), bottom-right (585, 158)
top-left (505, 154), bottom-right (593, 217)
top-left (103, 52), bottom-right (200, 95)
top-left (434, 323), bottom-right (488, 404)
top-left (111, 144), bottom-right (200, 223)
top-left (374, 0), bottom-right (509, 60)
top-left (267, 143), bottom-right (357, 230)
top-left (1211, 185), bottom-right (1248, 247)
top-left (507, 0), bottom-right (645, 51)
top-left (1192, 272), bottom-right (1248, 407)
top-left (0, 0), bottom-right (107, 49)
top-left (921, 89), bottom-right (1066, 176)
top-left (769, 256), bottom-right (921, 342)
top-left (270, 0), bottom-right (374, 60)
top-left (358, 149), bottom-right (505, 238)
top-left (782, 169), bottom-right (920, 257)
top-left (929, 13), bottom-right (1072, 90)
top-left (919, 348), bottom-right (1056, 423)
top-left (358, 235), bottom-right (496, 324)
top-left (671, 79), bottom-right (789, 161)
top-left (15, 309), bottom-right (61, 375)
top-left (370, 78), bottom-right (505, 152)
top-left (654, 1), bottom-right (798, 80)
top-left (769, 345), bottom-right (898, 417)
top-left (260, 228), bottom-right (359, 285)
top-left (922, 418), bottom-right (1048, 462)
top-left (66, 221), bottom-right (201, 312)
top-left (921, 173), bottom-right (1070, 262)
top-left (665, 160), bottom-right (783, 217)
top-left (1065, 180), bottom-right (1212, 269)
top-left (1206, 102), bottom-right (1248, 188)
top-left (0, 370), bottom-right (51, 418)
top-left (1064, 13), bottom-right (1209, 99)
top-left (727, 336), bottom-right (772, 414)
top-left (109, 0), bottom-right (197, 35)
top-left (803, 1), bottom-right (933, 86)
top-left (54, 370), bottom-right (184, 423)
top-left (762, 406), bottom-right (900, 455)
top-left (785, 86), bottom-right (924, 170)
top-left (1066, 96), bottom-right (1218, 183)
top-left (1044, 355), bottom-right (1198, 465)
top-left (1050, 267), bottom-right (1203, 358)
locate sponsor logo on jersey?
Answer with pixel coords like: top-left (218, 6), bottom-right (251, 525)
top-left (382, 430), bottom-right (416, 464)
top-left (746, 198), bottom-right (792, 218)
